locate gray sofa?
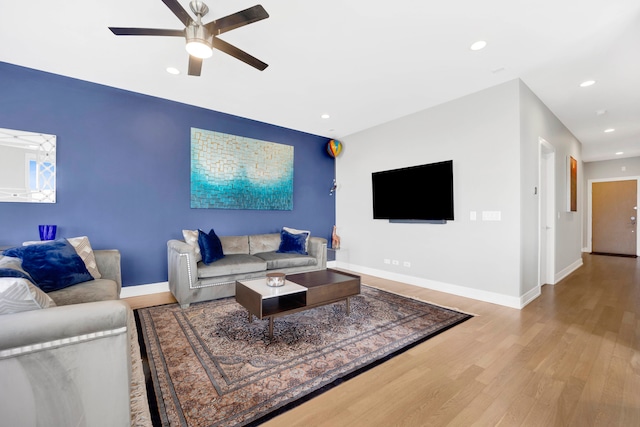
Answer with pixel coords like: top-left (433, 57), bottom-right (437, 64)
top-left (168, 233), bottom-right (327, 308)
top-left (0, 250), bottom-right (151, 427)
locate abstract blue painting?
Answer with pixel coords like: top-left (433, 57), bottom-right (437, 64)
top-left (190, 128), bottom-right (294, 210)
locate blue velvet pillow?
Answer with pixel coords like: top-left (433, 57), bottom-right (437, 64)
top-left (198, 229), bottom-right (224, 264)
top-left (0, 268), bottom-right (33, 282)
top-left (0, 256), bottom-right (35, 283)
top-left (2, 239), bottom-right (94, 292)
top-left (277, 229), bottom-right (309, 255)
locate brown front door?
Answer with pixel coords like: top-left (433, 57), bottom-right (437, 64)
top-left (592, 180), bottom-right (637, 256)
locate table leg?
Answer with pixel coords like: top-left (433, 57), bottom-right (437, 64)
top-left (269, 317), bottom-right (274, 338)
top-left (248, 311), bottom-right (252, 323)
top-left (346, 297), bottom-right (351, 315)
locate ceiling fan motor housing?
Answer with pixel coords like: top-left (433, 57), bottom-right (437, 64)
top-left (185, 23), bottom-right (212, 46)
top-left (189, 1), bottom-right (209, 18)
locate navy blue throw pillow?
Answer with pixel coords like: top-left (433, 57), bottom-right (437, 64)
top-left (277, 229), bottom-right (309, 255)
top-left (0, 268), bottom-right (34, 282)
top-left (198, 229), bottom-right (224, 264)
top-left (2, 239), bottom-right (94, 292)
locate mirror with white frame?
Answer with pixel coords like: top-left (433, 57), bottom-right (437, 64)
top-left (0, 127), bottom-right (56, 203)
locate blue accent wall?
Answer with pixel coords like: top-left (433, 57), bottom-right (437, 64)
top-left (0, 62), bottom-right (335, 286)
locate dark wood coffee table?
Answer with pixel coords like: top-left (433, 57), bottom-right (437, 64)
top-left (235, 269), bottom-right (361, 338)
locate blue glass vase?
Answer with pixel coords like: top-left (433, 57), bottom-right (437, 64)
top-left (38, 225), bottom-right (57, 241)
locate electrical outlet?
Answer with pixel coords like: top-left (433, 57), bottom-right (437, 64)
top-left (403, 261), bottom-right (411, 267)
top-left (482, 211), bottom-right (501, 221)
top-left (384, 259), bottom-right (391, 264)
top-left (392, 260), bottom-right (399, 266)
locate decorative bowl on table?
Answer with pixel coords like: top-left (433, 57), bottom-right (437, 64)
top-left (266, 272), bottom-right (286, 287)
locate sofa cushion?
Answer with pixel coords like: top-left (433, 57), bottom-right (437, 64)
top-left (3, 239), bottom-right (94, 292)
top-left (66, 236), bottom-right (102, 279)
top-left (47, 278), bottom-right (120, 306)
top-left (283, 226), bottom-right (311, 252)
top-left (220, 235), bottom-right (250, 255)
top-left (197, 254), bottom-right (266, 279)
top-left (23, 236), bottom-right (102, 279)
top-left (277, 228), bottom-right (309, 255)
top-left (0, 277), bottom-right (56, 314)
top-left (182, 229), bottom-right (202, 262)
top-left (248, 234), bottom-right (280, 254)
top-left (254, 252), bottom-right (317, 270)
top-left (198, 229), bottom-right (225, 264)
top-left (0, 255), bottom-right (33, 279)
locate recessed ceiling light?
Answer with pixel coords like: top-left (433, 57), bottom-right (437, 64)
top-left (615, 152), bottom-right (624, 155)
top-left (604, 128), bottom-right (615, 133)
top-left (321, 114), bottom-right (330, 119)
top-left (166, 67), bottom-right (180, 75)
top-left (470, 40), bottom-right (487, 51)
top-left (579, 80), bottom-right (595, 87)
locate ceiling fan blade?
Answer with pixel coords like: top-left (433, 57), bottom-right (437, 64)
top-left (161, 0), bottom-right (193, 27)
top-left (109, 27), bottom-right (184, 37)
top-left (206, 5), bottom-right (269, 35)
top-left (188, 56), bottom-right (203, 76)
top-left (212, 37), bottom-right (268, 71)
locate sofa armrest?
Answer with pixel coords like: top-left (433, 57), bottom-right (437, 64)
top-left (94, 249), bottom-right (122, 293)
top-left (0, 300), bottom-right (133, 426)
top-left (308, 237), bottom-right (328, 269)
top-left (167, 239), bottom-right (199, 307)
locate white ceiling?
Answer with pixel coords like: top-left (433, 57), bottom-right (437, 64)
top-left (1, 0), bottom-right (639, 162)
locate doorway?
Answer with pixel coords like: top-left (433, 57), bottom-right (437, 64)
top-left (539, 138), bottom-right (555, 286)
top-left (591, 179), bottom-right (638, 256)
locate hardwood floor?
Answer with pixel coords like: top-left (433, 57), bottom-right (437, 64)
top-left (125, 254), bottom-right (640, 426)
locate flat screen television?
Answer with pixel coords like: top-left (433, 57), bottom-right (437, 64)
top-left (372, 160), bottom-right (454, 222)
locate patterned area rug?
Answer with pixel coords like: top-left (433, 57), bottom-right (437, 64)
top-left (136, 285), bottom-right (472, 426)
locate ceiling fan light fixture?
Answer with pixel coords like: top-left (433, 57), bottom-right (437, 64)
top-left (185, 23), bottom-right (213, 58)
top-left (186, 40), bottom-right (213, 58)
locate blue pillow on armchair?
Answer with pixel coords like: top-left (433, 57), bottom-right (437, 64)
top-left (2, 239), bottom-right (94, 292)
top-left (277, 228), bottom-right (309, 255)
top-left (198, 229), bottom-right (225, 264)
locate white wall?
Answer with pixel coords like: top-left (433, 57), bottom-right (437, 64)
top-left (335, 79), bottom-right (584, 308)
top-left (518, 81), bottom-right (583, 290)
top-left (336, 80), bottom-right (523, 307)
top-left (584, 157), bottom-right (640, 179)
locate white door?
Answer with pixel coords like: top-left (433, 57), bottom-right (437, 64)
top-left (539, 140), bottom-right (555, 285)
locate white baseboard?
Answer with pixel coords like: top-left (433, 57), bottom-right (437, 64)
top-left (120, 281), bottom-right (169, 298)
top-left (554, 258), bottom-right (583, 284)
top-left (335, 261), bottom-right (526, 309)
top-left (519, 286), bottom-right (541, 308)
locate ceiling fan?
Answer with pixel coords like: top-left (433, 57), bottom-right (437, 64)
top-left (109, 0), bottom-right (269, 76)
